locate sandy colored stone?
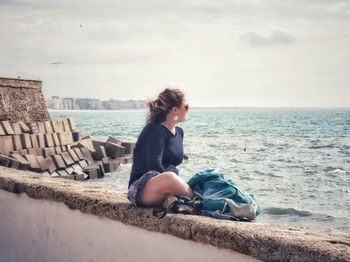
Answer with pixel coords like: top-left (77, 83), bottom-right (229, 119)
top-left (30, 134), bottom-right (39, 148)
top-left (0, 77), bottom-right (49, 123)
top-left (20, 133), bottom-right (32, 149)
top-left (11, 122), bottom-right (22, 135)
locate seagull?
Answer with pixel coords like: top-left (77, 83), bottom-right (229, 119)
top-left (51, 62), bottom-right (61, 65)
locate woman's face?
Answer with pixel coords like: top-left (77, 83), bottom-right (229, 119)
top-left (176, 100), bottom-right (189, 123)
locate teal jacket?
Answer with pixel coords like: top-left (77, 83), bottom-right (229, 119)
top-left (188, 169), bottom-right (260, 221)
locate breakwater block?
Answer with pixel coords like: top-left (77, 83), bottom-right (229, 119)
top-left (0, 117), bottom-right (134, 181)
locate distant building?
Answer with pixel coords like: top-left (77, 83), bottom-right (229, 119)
top-left (46, 96), bottom-right (61, 110)
top-left (46, 96), bottom-right (146, 110)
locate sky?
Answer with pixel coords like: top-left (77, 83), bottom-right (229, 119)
top-left (1, 0), bottom-right (350, 107)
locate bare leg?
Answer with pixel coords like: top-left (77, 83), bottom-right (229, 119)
top-left (136, 171), bottom-right (193, 207)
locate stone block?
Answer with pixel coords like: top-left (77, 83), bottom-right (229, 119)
top-left (94, 161), bottom-right (105, 178)
top-left (73, 148), bottom-right (84, 160)
top-left (52, 133), bottom-right (60, 146)
top-left (30, 134), bottom-right (39, 148)
top-left (67, 117), bottom-right (76, 131)
top-left (44, 121), bottom-right (53, 133)
top-left (83, 167), bottom-right (98, 179)
top-left (51, 154), bottom-right (66, 169)
top-left (80, 147), bottom-right (94, 164)
top-left (65, 166), bottom-right (74, 175)
top-left (68, 149), bottom-right (79, 162)
top-left (57, 132), bottom-right (68, 146)
top-left (102, 157), bottom-right (110, 164)
top-left (92, 145), bottom-right (107, 161)
top-left (106, 136), bottom-right (122, 145)
top-left (105, 142), bottom-right (126, 159)
top-left (78, 160), bottom-right (88, 168)
top-left (1, 121), bottom-right (15, 135)
top-left (0, 155), bottom-right (11, 167)
top-left (23, 154), bottom-right (41, 171)
top-left (44, 156), bottom-right (56, 174)
top-left (50, 172), bottom-right (60, 177)
top-left (55, 146), bottom-right (62, 154)
top-left (28, 148), bottom-right (43, 156)
top-left (35, 155), bottom-right (48, 171)
top-left (28, 122), bottom-right (39, 134)
top-left (10, 158), bottom-right (21, 169)
top-left (37, 122), bottom-right (46, 134)
top-left (121, 141), bottom-right (136, 155)
top-left (37, 134), bottom-right (46, 148)
top-left (66, 132), bottom-right (73, 144)
top-left (11, 122), bottom-right (22, 135)
top-left (117, 154), bottom-right (133, 164)
top-left (10, 154), bottom-right (30, 170)
top-left (61, 151), bottom-right (74, 166)
top-left (0, 136), bottom-right (14, 155)
top-left (63, 119), bottom-right (71, 132)
top-left (74, 138), bottom-right (95, 152)
top-left (56, 119), bottom-right (65, 132)
top-left (72, 170), bottom-right (87, 181)
top-left (20, 149), bottom-right (28, 155)
top-left (20, 133), bottom-right (32, 149)
top-left (9, 150), bottom-right (19, 155)
top-left (112, 159), bottom-right (122, 169)
top-left (18, 121), bottom-right (30, 133)
top-left (43, 147), bottom-right (56, 158)
top-left (103, 162), bottom-right (115, 173)
top-left (72, 131), bottom-right (81, 142)
top-left (80, 134), bottom-right (92, 140)
top-left (12, 135), bottom-right (22, 151)
top-left (0, 155), bottom-right (18, 166)
top-left (0, 123), bottom-right (6, 135)
top-left (56, 169), bottom-right (71, 178)
top-left (44, 134), bottom-right (54, 147)
top-left (92, 140), bottom-right (105, 150)
top-left (42, 148), bottom-right (51, 158)
top-left (51, 121), bottom-right (60, 133)
top-left (72, 163), bottom-right (82, 171)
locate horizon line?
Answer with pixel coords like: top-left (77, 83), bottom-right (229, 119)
top-left (48, 106), bottom-right (350, 110)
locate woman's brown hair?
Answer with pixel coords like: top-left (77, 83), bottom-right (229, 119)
top-left (146, 88), bottom-right (185, 124)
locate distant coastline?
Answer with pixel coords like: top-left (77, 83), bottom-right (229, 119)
top-left (46, 97), bottom-right (350, 110)
top-left (46, 96), bottom-right (146, 110)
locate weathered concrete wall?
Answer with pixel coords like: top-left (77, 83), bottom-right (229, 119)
top-left (0, 190), bottom-right (257, 262)
top-left (0, 167), bottom-right (349, 262)
top-left (0, 77), bottom-right (50, 122)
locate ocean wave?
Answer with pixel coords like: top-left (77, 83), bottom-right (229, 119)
top-left (324, 166), bottom-right (346, 174)
top-left (253, 170), bottom-right (283, 178)
top-left (264, 207), bottom-right (312, 217)
top-left (308, 144), bottom-right (337, 149)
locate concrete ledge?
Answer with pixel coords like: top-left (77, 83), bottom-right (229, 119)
top-left (0, 166), bottom-right (349, 261)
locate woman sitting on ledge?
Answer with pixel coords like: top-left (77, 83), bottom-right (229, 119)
top-left (128, 88), bottom-right (193, 207)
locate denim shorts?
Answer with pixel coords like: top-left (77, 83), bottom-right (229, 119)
top-left (128, 170), bottom-right (160, 206)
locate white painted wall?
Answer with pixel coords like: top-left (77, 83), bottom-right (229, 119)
top-left (0, 190), bottom-right (259, 262)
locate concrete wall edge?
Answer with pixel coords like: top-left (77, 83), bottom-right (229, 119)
top-left (0, 166), bottom-right (349, 261)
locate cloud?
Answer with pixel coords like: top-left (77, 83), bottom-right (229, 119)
top-left (240, 31), bottom-right (297, 47)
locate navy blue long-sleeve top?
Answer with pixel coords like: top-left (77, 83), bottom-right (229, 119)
top-left (128, 122), bottom-right (184, 188)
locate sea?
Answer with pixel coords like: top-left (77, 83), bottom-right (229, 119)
top-left (50, 108), bottom-right (350, 233)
